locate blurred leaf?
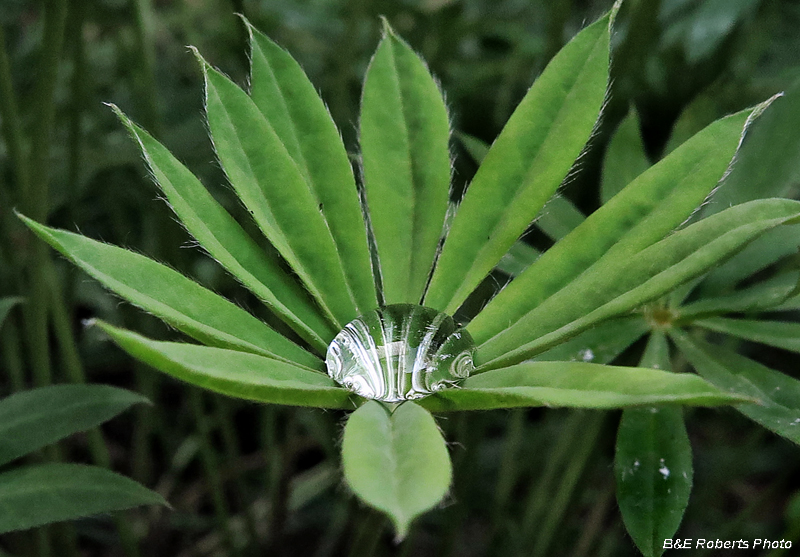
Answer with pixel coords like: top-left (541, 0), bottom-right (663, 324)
top-left (680, 271), bottom-right (799, 319)
top-left (342, 401), bottom-right (451, 539)
top-left (247, 22), bottom-right (378, 315)
top-left (615, 332), bottom-right (693, 557)
top-left (0, 464), bottom-right (166, 534)
top-left (532, 316), bottom-right (649, 365)
top-left (708, 78), bottom-right (800, 211)
top-left (200, 53), bottom-right (358, 329)
top-left (0, 385), bottom-right (148, 468)
top-left (535, 196), bottom-right (586, 242)
top-left (469, 106), bottom-right (762, 349)
top-left (496, 241), bottom-right (540, 277)
top-left (456, 131), bottom-right (490, 164)
top-left (19, 216), bottom-right (321, 369)
top-left (699, 224), bottom-right (800, 296)
top-left (114, 107), bottom-right (335, 353)
top-left (672, 330), bottom-right (800, 445)
top-left (0, 297), bottom-right (23, 328)
top-left (419, 360), bottom-right (751, 412)
top-left (697, 317), bottom-right (800, 354)
top-left (425, 11), bottom-right (612, 315)
top-left (97, 321), bottom-right (353, 409)
top-left (476, 199), bottom-right (800, 369)
top-left (601, 107), bottom-right (650, 204)
top-left (360, 22), bottom-right (451, 305)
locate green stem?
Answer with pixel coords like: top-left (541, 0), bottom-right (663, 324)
top-left (1, 318), bottom-right (26, 392)
top-left (0, 25), bottom-right (31, 196)
top-left (190, 389), bottom-right (239, 556)
top-left (131, 0), bottom-right (163, 138)
top-left (530, 411), bottom-right (605, 557)
top-left (66, 0), bottom-right (87, 226)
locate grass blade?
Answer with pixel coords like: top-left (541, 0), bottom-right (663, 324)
top-left (113, 106), bottom-right (335, 352)
top-left (247, 22), bottom-right (378, 315)
top-left (19, 216), bottom-right (320, 368)
top-left (97, 322), bottom-right (354, 409)
top-left (360, 21), bottom-right (452, 305)
top-left (0, 385), bottom-right (148, 467)
top-left (0, 463), bottom-right (166, 534)
top-left (200, 53), bottom-right (357, 329)
top-left (424, 10), bottom-right (613, 314)
top-left (342, 401), bottom-right (451, 539)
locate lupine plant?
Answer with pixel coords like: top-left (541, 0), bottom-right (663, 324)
top-left (18, 4), bottom-right (800, 550)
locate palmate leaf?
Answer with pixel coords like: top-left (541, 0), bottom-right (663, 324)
top-left (198, 52), bottom-right (358, 330)
top-left (112, 107), bottom-right (335, 353)
top-left (475, 199), bottom-right (800, 370)
top-left (18, 216), bottom-right (321, 370)
top-left (246, 22), bottom-right (378, 316)
top-left (469, 103), bottom-right (768, 349)
top-left (671, 330), bottom-right (800, 445)
top-left (418, 360), bottom-right (750, 412)
top-left (0, 385), bottom-right (148, 468)
top-left (360, 20), bottom-right (451, 305)
top-left (424, 9), bottom-right (613, 315)
top-left (531, 316), bottom-right (648, 365)
top-left (97, 322), bottom-right (354, 409)
top-left (0, 464), bottom-right (166, 534)
top-left (615, 332), bottom-right (693, 557)
top-left (341, 401), bottom-right (451, 539)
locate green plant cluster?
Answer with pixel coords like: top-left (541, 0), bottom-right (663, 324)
top-left (2, 1), bottom-right (800, 556)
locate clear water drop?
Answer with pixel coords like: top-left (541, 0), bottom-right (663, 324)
top-left (325, 304), bottom-right (476, 402)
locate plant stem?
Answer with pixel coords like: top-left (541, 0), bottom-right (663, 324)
top-left (1, 319), bottom-right (26, 392)
top-left (131, 0), bottom-right (163, 138)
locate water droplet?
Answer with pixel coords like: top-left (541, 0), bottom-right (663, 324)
top-left (579, 348), bottom-right (594, 362)
top-left (659, 458), bottom-right (670, 479)
top-left (326, 304), bottom-right (475, 402)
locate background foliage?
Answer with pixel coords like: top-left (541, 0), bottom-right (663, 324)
top-left (2, 0), bottom-right (800, 555)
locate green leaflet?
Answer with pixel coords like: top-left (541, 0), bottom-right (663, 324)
top-left (615, 332), bottom-right (693, 557)
top-left (601, 106), bottom-right (650, 204)
top-left (425, 11), bottom-right (612, 315)
top-left (496, 240), bottom-right (540, 277)
top-left (0, 385), bottom-right (148, 467)
top-left (531, 316), bottom-right (649, 365)
top-left (360, 22), bottom-right (451, 305)
top-left (97, 322), bottom-right (354, 409)
top-left (697, 317), bottom-right (800, 354)
top-left (0, 464), bottom-right (166, 534)
top-left (199, 53), bottom-right (357, 329)
top-left (113, 106), bottom-right (335, 353)
top-left (671, 330), bottom-right (800, 446)
top-left (469, 104), bottom-right (764, 347)
top-left (341, 401), bottom-right (451, 539)
top-left (418, 360), bottom-right (750, 412)
top-left (19, 216), bottom-right (320, 369)
top-left (246, 22), bottom-right (378, 316)
top-left (535, 196), bottom-right (586, 242)
top-left (680, 271), bottom-right (799, 319)
top-left (476, 199), bottom-right (800, 370)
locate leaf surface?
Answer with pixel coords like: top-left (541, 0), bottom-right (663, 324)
top-left (97, 322), bottom-right (353, 409)
top-left (0, 464), bottom-right (166, 534)
top-left (425, 11), bottom-right (612, 314)
top-left (475, 199), bottom-right (800, 369)
top-left (615, 332), bottom-right (692, 557)
top-left (601, 107), bottom-right (650, 204)
top-left (0, 297), bottom-right (22, 328)
top-left (201, 54), bottom-right (357, 328)
top-left (19, 216), bottom-right (320, 369)
top-left (360, 23), bottom-right (452, 305)
top-left (697, 317), bottom-right (800, 354)
top-left (671, 330), bottom-right (800, 445)
top-left (247, 24), bottom-right (377, 315)
top-left (342, 401), bottom-right (451, 539)
top-left (680, 272), bottom-right (799, 319)
top-left (469, 105), bottom-right (764, 347)
top-left (114, 107), bottom-right (335, 352)
top-left (419, 360), bottom-right (749, 412)
top-left (0, 385), bottom-right (148, 467)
